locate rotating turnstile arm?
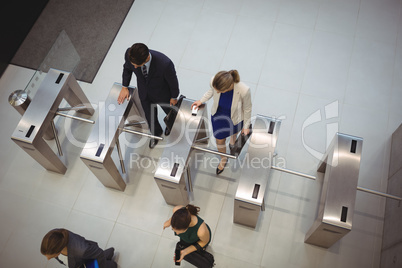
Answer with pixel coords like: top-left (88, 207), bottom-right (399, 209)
top-left (271, 165), bottom-right (316, 180)
top-left (55, 111), bottom-right (95, 124)
top-left (57, 105), bottom-right (88, 112)
top-left (356, 186), bottom-right (402, 203)
top-left (191, 145), bottom-right (237, 159)
top-left (121, 128), bottom-right (163, 140)
top-left (115, 138), bottom-right (125, 174)
top-left (272, 165), bottom-right (402, 202)
top-left (51, 120), bottom-right (62, 156)
top-left (124, 121), bottom-right (146, 127)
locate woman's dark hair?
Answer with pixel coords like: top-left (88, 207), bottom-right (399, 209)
top-left (41, 229), bottom-right (69, 255)
top-left (129, 43), bottom-right (149, 65)
top-left (171, 204), bottom-right (200, 230)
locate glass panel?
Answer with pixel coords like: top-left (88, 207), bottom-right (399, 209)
top-left (24, 30), bottom-right (80, 98)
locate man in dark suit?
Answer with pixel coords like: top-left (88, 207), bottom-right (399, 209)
top-left (117, 43), bottom-right (180, 148)
top-left (41, 228), bottom-right (117, 268)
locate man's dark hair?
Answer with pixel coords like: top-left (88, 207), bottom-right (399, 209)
top-left (129, 43), bottom-right (149, 65)
top-left (41, 229), bottom-right (69, 255)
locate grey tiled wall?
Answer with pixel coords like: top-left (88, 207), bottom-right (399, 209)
top-left (381, 124), bottom-right (402, 268)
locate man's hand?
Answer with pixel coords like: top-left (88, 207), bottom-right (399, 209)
top-left (170, 98), bottom-right (178, 106)
top-left (117, 87), bottom-right (130, 104)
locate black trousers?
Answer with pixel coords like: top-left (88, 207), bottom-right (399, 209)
top-left (175, 241), bottom-right (214, 268)
top-left (140, 98), bottom-right (173, 137)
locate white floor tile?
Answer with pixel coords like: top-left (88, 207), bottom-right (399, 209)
top-left (107, 223), bottom-right (161, 268)
top-left (212, 195), bottom-right (272, 265)
top-left (315, 0), bottom-right (360, 37)
top-left (345, 38), bottom-right (396, 112)
top-left (253, 84), bottom-right (299, 156)
top-left (286, 94), bottom-right (343, 175)
top-left (203, 0), bottom-right (244, 16)
top-left (0, 199), bottom-right (70, 268)
top-left (301, 31), bottom-right (354, 101)
top-left (220, 16), bottom-right (274, 84)
top-left (277, 0), bottom-right (320, 29)
top-left (180, 9), bottom-right (236, 74)
top-left (356, 0), bottom-right (401, 45)
top-left (117, 172), bottom-right (171, 236)
top-left (73, 175), bottom-right (126, 221)
top-left (64, 210), bottom-right (116, 249)
top-left (260, 23), bottom-right (313, 92)
top-left (148, 3), bottom-right (201, 65)
top-left (239, 0), bottom-right (281, 21)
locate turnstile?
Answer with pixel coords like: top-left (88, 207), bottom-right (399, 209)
top-left (234, 115), bottom-right (281, 228)
top-left (80, 83), bottom-right (147, 191)
top-left (305, 133), bottom-right (363, 248)
top-left (154, 98), bottom-right (209, 206)
top-left (11, 68), bottom-right (94, 174)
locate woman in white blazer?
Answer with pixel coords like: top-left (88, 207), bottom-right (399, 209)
top-left (192, 70), bottom-right (252, 174)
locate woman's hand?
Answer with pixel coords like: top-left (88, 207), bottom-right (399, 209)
top-left (242, 128), bottom-right (250, 136)
top-left (163, 219), bottom-right (171, 230)
top-left (191, 100), bottom-right (202, 109)
top-left (174, 249), bottom-right (185, 263)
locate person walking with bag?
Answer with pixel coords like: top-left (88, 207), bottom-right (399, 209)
top-left (191, 70), bottom-right (252, 175)
top-left (41, 228), bottom-right (117, 268)
top-left (163, 204), bottom-right (215, 267)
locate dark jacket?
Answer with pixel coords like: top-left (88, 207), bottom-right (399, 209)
top-left (122, 49), bottom-right (180, 102)
top-left (64, 231), bottom-right (115, 268)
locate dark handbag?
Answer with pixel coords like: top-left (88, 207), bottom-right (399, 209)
top-left (176, 241), bottom-right (215, 268)
top-left (163, 95), bottom-right (186, 131)
top-left (231, 124), bottom-right (252, 156)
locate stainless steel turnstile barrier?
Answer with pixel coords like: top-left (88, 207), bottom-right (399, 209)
top-left (304, 133), bottom-right (363, 248)
top-left (80, 83), bottom-right (156, 191)
top-left (154, 98), bottom-right (210, 206)
top-left (234, 115), bottom-right (281, 228)
top-left (11, 68), bottom-right (94, 174)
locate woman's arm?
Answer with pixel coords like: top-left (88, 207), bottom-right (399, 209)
top-left (199, 88), bottom-right (214, 103)
top-left (177, 222), bottom-right (210, 262)
top-left (192, 88), bottom-right (214, 109)
top-left (242, 87), bottom-right (252, 134)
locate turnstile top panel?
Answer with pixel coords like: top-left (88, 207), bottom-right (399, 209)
top-left (154, 98), bottom-right (207, 183)
top-left (319, 133), bottom-right (363, 229)
top-left (11, 69), bottom-right (70, 144)
top-left (80, 83), bottom-right (135, 162)
top-left (235, 115), bottom-right (281, 206)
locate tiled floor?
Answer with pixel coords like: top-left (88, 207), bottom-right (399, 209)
top-left (1, 0), bottom-right (402, 267)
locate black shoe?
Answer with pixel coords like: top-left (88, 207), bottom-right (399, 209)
top-left (149, 139), bottom-right (159, 149)
top-left (165, 127), bottom-right (171, 136)
top-left (216, 160), bottom-right (227, 175)
top-left (104, 247), bottom-right (115, 260)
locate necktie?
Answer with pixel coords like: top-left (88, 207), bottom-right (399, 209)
top-left (142, 65), bottom-right (148, 79)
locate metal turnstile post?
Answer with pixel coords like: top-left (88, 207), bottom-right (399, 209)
top-left (234, 115), bottom-right (281, 228)
top-left (11, 68), bottom-right (94, 174)
top-left (154, 98), bottom-right (209, 206)
top-left (80, 83), bottom-right (148, 191)
top-left (305, 133), bottom-right (363, 248)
